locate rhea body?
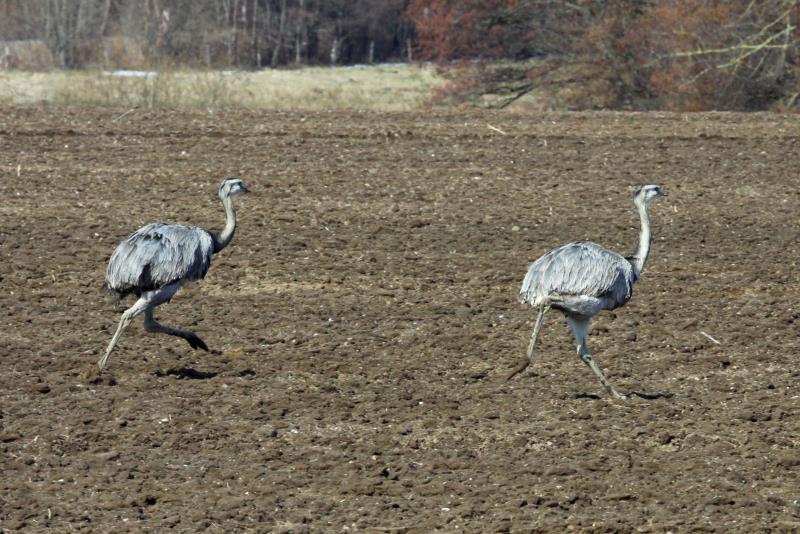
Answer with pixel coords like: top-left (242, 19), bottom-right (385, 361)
top-left (509, 184), bottom-right (666, 399)
top-left (99, 178), bottom-right (249, 370)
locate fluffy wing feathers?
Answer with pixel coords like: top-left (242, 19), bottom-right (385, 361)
top-left (106, 223), bottom-right (214, 295)
top-left (520, 241), bottom-right (635, 309)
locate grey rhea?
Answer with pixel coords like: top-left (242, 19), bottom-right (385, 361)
top-left (99, 178), bottom-right (249, 370)
top-left (508, 184), bottom-right (666, 399)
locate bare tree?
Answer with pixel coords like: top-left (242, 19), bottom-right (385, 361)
top-left (621, 0), bottom-right (800, 109)
top-left (270, 0), bottom-right (287, 66)
top-left (0, 0), bottom-right (430, 69)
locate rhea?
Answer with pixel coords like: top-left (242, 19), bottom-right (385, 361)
top-left (99, 178), bottom-right (249, 370)
top-left (508, 184), bottom-right (666, 399)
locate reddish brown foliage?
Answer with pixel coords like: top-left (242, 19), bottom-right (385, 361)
top-left (406, 0), bottom-right (499, 62)
top-left (408, 0), bottom-right (800, 110)
top-left (620, 0), bottom-right (799, 110)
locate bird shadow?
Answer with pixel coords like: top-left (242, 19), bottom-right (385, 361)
top-left (626, 390), bottom-right (674, 400)
top-left (154, 367), bottom-right (218, 380)
top-left (574, 390), bottom-right (673, 401)
top-left (88, 372), bottom-right (118, 386)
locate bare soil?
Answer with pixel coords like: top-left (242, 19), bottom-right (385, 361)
top-left (1, 107), bottom-right (799, 532)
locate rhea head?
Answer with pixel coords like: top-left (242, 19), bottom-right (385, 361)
top-left (219, 178), bottom-right (250, 199)
top-left (219, 178), bottom-right (250, 198)
top-left (634, 184), bottom-right (666, 204)
top-left (219, 178), bottom-right (250, 200)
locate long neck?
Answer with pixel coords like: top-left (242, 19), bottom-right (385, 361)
top-left (212, 194), bottom-right (236, 253)
top-left (630, 199), bottom-right (651, 277)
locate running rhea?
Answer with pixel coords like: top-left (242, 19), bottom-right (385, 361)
top-left (99, 178), bottom-right (249, 370)
top-left (508, 184), bottom-right (666, 399)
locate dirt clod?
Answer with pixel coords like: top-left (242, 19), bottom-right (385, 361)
top-left (1, 108), bottom-right (798, 531)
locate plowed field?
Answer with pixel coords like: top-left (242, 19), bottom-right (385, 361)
top-left (1, 108), bottom-right (799, 532)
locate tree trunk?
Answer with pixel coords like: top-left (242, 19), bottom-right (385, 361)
top-left (98, 0), bottom-right (111, 38)
top-left (294, 0), bottom-right (306, 65)
top-left (251, 0), bottom-right (258, 67)
top-left (262, 0), bottom-right (271, 66)
top-left (229, 0), bottom-right (239, 66)
top-left (270, 0), bottom-right (287, 67)
top-left (52, 0), bottom-right (68, 67)
top-left (330, 37), bottom-right (339, 65)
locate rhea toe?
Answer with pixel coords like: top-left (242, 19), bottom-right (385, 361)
top-left (99, 180), bottom-right (666, 400)
top-left (100, 178), bottom-right (249, 371)
top-left (510, 184), bottom-right (667, 399)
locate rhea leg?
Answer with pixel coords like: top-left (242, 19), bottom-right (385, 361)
top-left (99, 296), bottom-right (151, 370)
top-left (566, 316), bottom-right (627, 400)
top-left (99, 281), bottom-right (183, 370)
top-left (143, 308), bottom-right (208, 351)
top-left (507, 302), bottom-right (550, 381)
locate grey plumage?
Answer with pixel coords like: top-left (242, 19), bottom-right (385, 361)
top-left (508, 184), bottom-right (666, 399)
top-left (106, 223), bottom-right (214, 297)
top-left (519, 240), bottom-right (635, 313)
top-left (99, 178), bottom-right (249, 371)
